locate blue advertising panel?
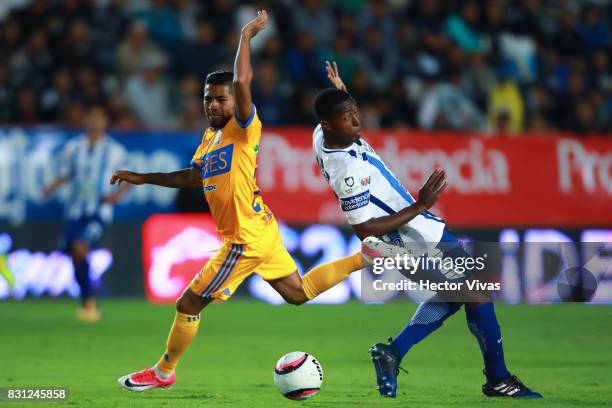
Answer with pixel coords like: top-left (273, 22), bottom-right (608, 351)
top-left (0, 126), bottom-right (202, 224)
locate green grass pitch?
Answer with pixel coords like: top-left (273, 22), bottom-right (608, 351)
top-left (2, 299), bottom-right (611, 407)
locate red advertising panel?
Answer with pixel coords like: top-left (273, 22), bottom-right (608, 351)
top-left (255, 130), bottom-right (611, 227)
top-left (142, 214), bottom-right (220, 303)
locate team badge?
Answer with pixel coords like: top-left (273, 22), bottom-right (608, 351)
top-left (360, 176), bottom-right (371, 187)
top-left (344, 176), bottom-right (354, 187)
top-left (213, 130), bottom-right (223, 146)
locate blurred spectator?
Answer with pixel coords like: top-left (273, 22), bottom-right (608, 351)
top-left (445, 1), bottom-right (489, 53)
top-left (286, 31), bottom-right (325, 87)
top-left (359, 25), bottom-right (398, 91)
top-left (40, 68), bottom-right (77, 120)
top-left (8, 29), bottom-right (53, 91)
top-left (173, 0), bottom-right (200, 42)
top-left (76, 66), bottom-right (105, 106)
top-left (0, 0), bottom-right (608, 137)
top-left (418, 71), bottom-right (489, 132)
top-left (463, 53), bottom-right (496, 110)
top-left (577, 4), bottom-right (611, 54)
top-left (289, 85), bottom-right (318, 125)
top-left (106, 92), bottom-right (139, 130)
top-left (56, 20), bottom-right (96, 69)
top-left (175, 19), bottom-right (222, 78)
top-left (91, 0), bottom-right (129, 69)
top-left (322, 33), bottom-right (361, 87)
top-left (137, 0), bottom-right (183, 51)
top-left (591, 49), bottom-right (612, 93)
top-left (0, 63), bottom-right (12, 121)
top-left (205, 0), bottom-right (236, 42)
top-left (12, 87), bottom-right (39, 124)
top-left (293, 0), bottom-right (335, 46)
top-left (554, 11), bottom-right (583, 58)
top-left (116, 21), bottom-right (165, 80)
top-left (180, 96), bottom-right (207, 131)
top-left (0, 18), bottom-right (22, 62)
top-left (357, 0), bottom-right (396, 45)
top-left (252, 59), bottom-right (288, 125)
top-left (487, 64), bottom-right (525, 133)
top-left (124, 53), bottom-right (173, 128)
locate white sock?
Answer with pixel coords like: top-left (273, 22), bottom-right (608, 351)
top-left (153, 365), bottom-right (173, 380)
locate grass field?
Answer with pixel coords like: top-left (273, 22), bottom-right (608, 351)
top-left (2, 299), bottom-right (611, 407)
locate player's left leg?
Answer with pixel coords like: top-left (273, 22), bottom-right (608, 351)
top-left (70, 239), bottom-right (101, 322)
top-left (264, 226), bottom-right (406, 304)
top-left (465, 301), bottom-right (542, 398)
top-left (370, 296), bottom-right (462, 397)
top-left (63, 216), bottom-right (106, 322)
top-left (267, 252), bottom-right (366, 305)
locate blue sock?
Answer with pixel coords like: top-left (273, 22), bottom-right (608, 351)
top-left (391, 300), bottom-right (461, 358)
top-left (465, 303), bottom-right (510, 383)
top-left (74, 258), bottom-right (91, 305)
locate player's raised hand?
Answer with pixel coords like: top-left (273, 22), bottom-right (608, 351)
top-left (325, 61), bottom-right (347, 92)
top-left (110, 170), bottom-right (145, 185)
top-left (241, 10), bottom-right (268, 39)
top-left (416, 168), bottom-right (447, 210)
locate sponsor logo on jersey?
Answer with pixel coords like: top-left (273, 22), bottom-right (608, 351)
top-left (344, 176), bottom-right (354, 187)
top-left (340, 190), bottom-right (370, 211)
top-left (360, 176), bottom-right (371, 187)
top-left (203, 184), bottom-right (217, 193)
top-left (201, 144), bottom-right (233, 179)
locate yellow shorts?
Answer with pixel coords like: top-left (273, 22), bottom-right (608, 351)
top-left (189, 221), bottom-right (297, 301)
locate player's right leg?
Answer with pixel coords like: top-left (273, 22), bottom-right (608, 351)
top-left (118, 241), bottom-right (244, 392)
top-left (370, 297), bottom-right (462, 397)
top-left (117, 287), bottom-right (211, 392)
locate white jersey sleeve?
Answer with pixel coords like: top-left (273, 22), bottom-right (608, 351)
top-left (328, 157), bottom-right (374, 225)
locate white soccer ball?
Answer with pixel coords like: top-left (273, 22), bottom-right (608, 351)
top-left (273, 351), bottom-right (323, 400)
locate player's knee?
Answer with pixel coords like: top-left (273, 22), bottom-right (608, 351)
top-left (70, 241), bottom-right (90, 263)
top-left (176, 289), bottom-right (208, 314)
top-left (176, 294), bottom-right (198, 314)
top-left (284, 291), bottom-right (308, 306)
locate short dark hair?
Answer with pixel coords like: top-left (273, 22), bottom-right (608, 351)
top-left (205, 71), bottom-right (233, 86)
top-left (314, 88), bottom-right (352, 120)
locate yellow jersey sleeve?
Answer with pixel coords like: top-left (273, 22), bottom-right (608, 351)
top-left (233, 103), bottom-right (261, 144)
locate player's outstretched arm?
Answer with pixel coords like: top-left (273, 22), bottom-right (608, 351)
top-left (42, 175), bottom-right (69, 198)
top-left (325, 61), bottom-right (348, 92)
top-left (352, 169), bottom-right (447, 240)
top-left (233, 9), bottom-right (268, 123)
top-left (110, 168), bottom-right (201, 189)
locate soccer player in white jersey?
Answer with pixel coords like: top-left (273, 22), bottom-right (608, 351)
top-left (312, 62), bottom-right (541, 399)
top-left (43, 106), bottom-right (130, 322)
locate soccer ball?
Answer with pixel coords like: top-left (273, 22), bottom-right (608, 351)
top-left (273, 351), bottom-right (323, 400)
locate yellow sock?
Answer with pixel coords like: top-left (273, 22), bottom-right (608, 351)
top-left (302, 252), bottom-right (366, 300)
top-left (155, 312), bottom-right (200, 374)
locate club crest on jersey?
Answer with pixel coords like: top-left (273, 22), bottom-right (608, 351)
top-left (360, 176), bottom-right (371, 187)
top-left (213, 130), bottom-right (223, 146)
top-left (344, 176), bottom-right (354, 187)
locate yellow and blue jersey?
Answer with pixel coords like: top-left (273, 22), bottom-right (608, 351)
top-left (188, 105), bottom-right (297, 301)
top-left (191, 104), bottom-right (273, 244)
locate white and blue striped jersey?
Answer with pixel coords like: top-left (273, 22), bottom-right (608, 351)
top-left (312, 124), bottom-right (445, 245)
top-left (58, 134), bottom-right (127, 223)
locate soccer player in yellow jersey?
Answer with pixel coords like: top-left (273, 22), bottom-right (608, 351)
top-left (112, 11), bottom-right (387, 392)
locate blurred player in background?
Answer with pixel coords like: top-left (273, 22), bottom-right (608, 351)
top-left (110, 11), bottom-right (390, 393)
top-left (313, 62), bottom-right (542, 399)
top-left (43, 106), bottom-right (130, 322)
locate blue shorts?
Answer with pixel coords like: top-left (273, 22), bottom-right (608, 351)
top-left (59, 215), bottom-right (106, 253)
top-left (429, 228), bottom-right (473, 280)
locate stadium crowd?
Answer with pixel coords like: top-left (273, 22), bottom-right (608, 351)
top-left (0, 0), bottom-right (610, 135)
